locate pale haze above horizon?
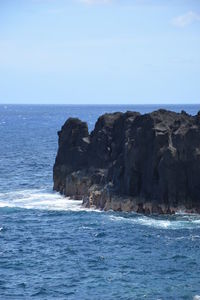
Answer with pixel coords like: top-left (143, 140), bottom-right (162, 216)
top-left (0, 0), bottom-right (200, 105)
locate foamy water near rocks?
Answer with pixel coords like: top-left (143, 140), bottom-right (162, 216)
top-left (53, 109), bottom-right (200, 214)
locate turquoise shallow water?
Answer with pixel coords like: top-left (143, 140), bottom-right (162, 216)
top-left (0, 104), bottom-right (200, 299)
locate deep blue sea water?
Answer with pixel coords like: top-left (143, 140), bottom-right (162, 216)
top-left (0, 104), bottom-right (200, 300)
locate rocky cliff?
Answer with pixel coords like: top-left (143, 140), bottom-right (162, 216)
top-left (53, 109), bottom-right (200, 214)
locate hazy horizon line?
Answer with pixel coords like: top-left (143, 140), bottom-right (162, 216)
top-left (1, 103), bottom-right (200, 106)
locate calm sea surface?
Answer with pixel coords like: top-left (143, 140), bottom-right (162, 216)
top-left (0, 104), bottom-right (200, 300)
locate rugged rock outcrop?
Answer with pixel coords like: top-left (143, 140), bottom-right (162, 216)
top-left (53, 110), bottom-right (200, 214)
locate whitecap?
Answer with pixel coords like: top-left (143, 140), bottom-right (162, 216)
top-left (137, 217), bottom-right (171, 228)
top-left (0, 189), bottom-right (87, 212)
top-left (108, 214), bottom-right (200, 230)
top-left (193, 219), bottom-right (200, 224)
top-left (109, 215), bottom-right (171, 229)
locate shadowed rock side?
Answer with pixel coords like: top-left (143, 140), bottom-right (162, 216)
top-left (53, 110), bottom-right (200, 214)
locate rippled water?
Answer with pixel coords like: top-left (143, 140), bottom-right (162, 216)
top-left (0, 104), bottom-right (200, 299)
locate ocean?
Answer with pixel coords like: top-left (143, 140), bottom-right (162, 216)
top-left (0, 104), bottom-right (200, 300)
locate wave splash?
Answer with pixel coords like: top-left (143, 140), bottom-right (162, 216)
top-left (0, 189), bottom-right (84, 211)
top-left (1, 188), bottom-right (200, 230)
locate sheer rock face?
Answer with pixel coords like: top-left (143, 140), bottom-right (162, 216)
top-left (53, 110), bottom-right (200, 214)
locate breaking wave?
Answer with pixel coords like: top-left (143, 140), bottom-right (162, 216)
top-left (1, 188), bottom-right (200, 230)
top-left (0, 188), bottom-right (84, 211)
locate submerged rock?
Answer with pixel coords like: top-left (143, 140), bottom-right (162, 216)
top-left (53, 109), bottom-right (200, 214)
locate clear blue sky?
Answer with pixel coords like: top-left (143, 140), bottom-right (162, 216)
top-left (0, 0), bottom-right (200, 104)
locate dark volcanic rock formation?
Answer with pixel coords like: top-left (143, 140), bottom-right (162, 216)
top-left (53, 110), bottom-right (200, 214)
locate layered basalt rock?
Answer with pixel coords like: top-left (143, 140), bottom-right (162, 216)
top-left (53, 110), bottom-right (200, 214)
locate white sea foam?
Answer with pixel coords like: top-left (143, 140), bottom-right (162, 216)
top-left (0, 189), bottom-right (86, 211)
top-left (1, 189), bottom-right (200, 229)
top-left (193, 219), bottom-right (200, 224)
top-left (109, 214), bottom-right (200, 229)
top-left (137, 217), bottom-right (171, 228)
top-left (109, 215), bottom-right (172, 229)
